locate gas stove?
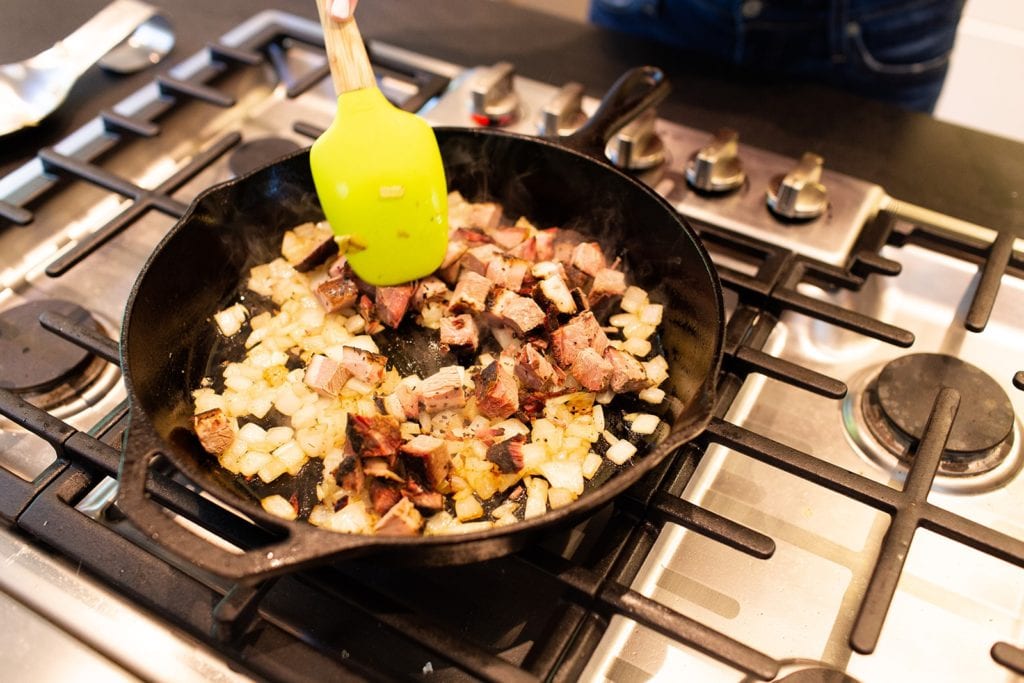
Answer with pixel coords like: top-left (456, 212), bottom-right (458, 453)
top-left (1, 9), bottom-right (1022, 683)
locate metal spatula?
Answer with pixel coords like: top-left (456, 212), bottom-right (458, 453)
top-left (0, 0), bottom-right (163, 137)
top-left (309, 1), bottom-right (449, 286)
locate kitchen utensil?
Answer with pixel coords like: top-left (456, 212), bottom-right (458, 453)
top-left (0, 0), bottom-right (160, 137)
top-left (309, 1), bottom-right (449, 286)
top-left (117, 67), bottom-right (724, 582)
top-left (98, 14), bottom-right (175, 75)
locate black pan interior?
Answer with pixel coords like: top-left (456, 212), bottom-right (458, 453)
top-left (121, 131), bottom-right (723, 544)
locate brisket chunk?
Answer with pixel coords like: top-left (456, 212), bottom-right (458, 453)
top-left (193, 409), bottom-right (234, 455)
top-left (475, 361), bottom-right (520, 419)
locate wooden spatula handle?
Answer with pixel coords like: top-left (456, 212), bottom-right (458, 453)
top-left (315, 0), bottom-right (376, 94)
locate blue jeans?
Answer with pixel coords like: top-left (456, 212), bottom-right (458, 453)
top-left (589, 0), bottom-right (965, 112)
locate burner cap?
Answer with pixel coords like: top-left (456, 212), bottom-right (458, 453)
top-left (776, 669), bottom-right (858, 683)
top-left (228, 137), bottom-right (301, 177)
top-left (875, 354), bottom-right (1014, 454)
top-left (0, 300), bottom-right (99, 394)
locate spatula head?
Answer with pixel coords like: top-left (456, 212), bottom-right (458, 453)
top-left (310, 87), bottom-right (448, 285)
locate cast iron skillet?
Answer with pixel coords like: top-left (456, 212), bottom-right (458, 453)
top-left (117, 67), bottom-right (724, 583)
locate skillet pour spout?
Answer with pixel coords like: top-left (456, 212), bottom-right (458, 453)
top-left (117, 67), bottom-right (725, 582)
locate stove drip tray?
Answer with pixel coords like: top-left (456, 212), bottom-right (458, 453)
top-left (0, 300), bottom-right (108, 413)
top-left (843, 353), bottom-right (1021, 492)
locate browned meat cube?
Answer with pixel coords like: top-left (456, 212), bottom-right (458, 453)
top-left (484, 255), bottom-right (529, 292)
top-left (470, 202), bottom-right (503, 230)
top-left (534, 229), bottom-right (557, 261)
top-left (450, 200), bottom-right (503, 231)
top-left (400, 434), bottom-right (451, 489)
top-left (413, 276), bottom-right (449, 310)
top-left (347, 414), bottom-right (403, 458)
top-left (475, 361), bottom-right (520, 419)
top-left (375, 284), bottom-right (415, 329)
top-left (419, 366), bottom-right (467, 413)
top-left (491, 226), bottom-right (530, 250)
top-left (327, 255), bottom-right (348, 278)
top-left (552, 229), bottom-right (587, 264)
top-left (448, 271), bottom-right (492, 314)
top-left (486, 435), bottom-right (526, 473)
top-left (357, 295), bottom-right (384, 335)
top-left (508, 235), bottom-right (537, 262)
top-left (303, 354), bottom-right (349, 396)
top-left (333, 450), bottom-right (364, 492)
top-left (441, 236), bottom-right (469, 270)
top-left (515, 343), bottom-right (556, 390)
top-left (490, 287), bottom-right (545, 335)
top-left (452, 227), bottom-right (495, 245)
top-left (460, 243), bottom-right (504, 276)
top-left (341, 346), bottom-right (387, 386)
top-left (369, 478), bottom-right (404, 516)
top-left (440, 314), bottom-right (480, 350)
top-left (281, 222), bottom-right (339, 272)
top-left (315, 277), bottom-right (359, 313)
top-left (373, 497), bottom-right (424, 535)
top-left (405, 489), bottom-right (444, 511)
top-left (571, 347), bottom-right (613, 391)
top-left (589, 267), bottom-right (627, 306)
top-left (537, 275), bottom-right (577, 315)
top-left (570, 241), bottom-right (607, 277)
top-left (362, 456), bottom-right (405, 482)
top-left (605, 347), bottom-right (652, 393)
top-left (550, 311), bottom-right (609, 367)
top-left (392, 379), bottom-right (421, 420)
top-left (569, 287), bottom-right (591, 313)
top-left (193, 409), bottom-right (234, 455)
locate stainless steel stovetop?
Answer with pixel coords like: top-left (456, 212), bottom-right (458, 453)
top-left (1, 10), bottom-right (1022, 683)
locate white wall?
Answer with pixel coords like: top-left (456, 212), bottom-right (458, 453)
top-left (934, 0), bottom-right (1024, 142)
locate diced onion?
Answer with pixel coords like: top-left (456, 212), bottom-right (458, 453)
top-left (620, 286), bottom-right (648, 313)
top-left (455, 496), bottom-right (484, 521)
top-left (629, 413), bottom-right (660, 435)
top-left (582, 451), bottom-right (603, 479)
top-left (606, 439), bottom-right (637, 465)
top-left (524, 477), bottom-right (549, 519)
top-left (639, 387), bottom-right (666, 404)
top-left (214, 304), bottom-right (247, 337)
top-left (261, 494), bottom-right (297, 520)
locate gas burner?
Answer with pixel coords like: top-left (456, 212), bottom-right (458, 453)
top-left (743, 659), bottom-right (860, 683)
top-left (228, 137), bottom-right (302, 177)
top-left (843, 354), bottom-right (1022, 493)
top-left (0, 300), bottom-right (111, 413)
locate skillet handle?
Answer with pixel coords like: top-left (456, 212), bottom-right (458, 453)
top-left (116, 422), bottom-right (377, 583)
top-left (560, 66), bottom-right (670, 159)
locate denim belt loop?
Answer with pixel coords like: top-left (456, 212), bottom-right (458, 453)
top-left (732, 0), bottom-right (747, 64)
top-left (830, 0), bottom-right (849, 64)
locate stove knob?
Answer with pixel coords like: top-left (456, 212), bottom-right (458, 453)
top-left (685, 128), bottom-right (745, 193)
top-left (538, 82), bottom-right (587, 137)
top-left (766, 153), bottom-right (829, 220)
top-left (470, 62), bottom-right (519, 126)
top-left (604, 108), bottom-right (665, 171)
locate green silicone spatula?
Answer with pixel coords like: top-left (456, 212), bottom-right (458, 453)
top-left (309, 1), bottom-right (448, 285)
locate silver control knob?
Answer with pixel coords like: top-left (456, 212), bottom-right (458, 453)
top-left (469, 61), bottom-right (518, 126)
top-left (767, 153), bottom-right (829, 220)
top-left (685, 128), bottom-right (745, 193)
top-left (604, 109), bottom-right (665, 171)
top-left (538, 82), bottom-right (587, 137)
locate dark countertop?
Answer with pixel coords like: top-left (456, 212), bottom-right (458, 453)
top-left (4, 0), bottom-right (1022, 236)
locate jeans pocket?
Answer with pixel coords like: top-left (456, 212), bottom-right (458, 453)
top-left (593, 0), bottom-right (661, 16)
top-left (843, 0), bottom-right (962, 78)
